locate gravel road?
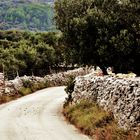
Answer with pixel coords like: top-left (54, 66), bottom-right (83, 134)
top-left (0, 86), bottom-right (90, 140)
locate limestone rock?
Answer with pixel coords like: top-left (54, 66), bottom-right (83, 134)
top-left (71, 74), bottom-right (140, 130)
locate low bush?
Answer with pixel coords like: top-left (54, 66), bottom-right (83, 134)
top-left (22, 79), bottom-right (33, 88)
top-left (65, 75), bottom-right (75, 94)
top-left (18, 80), bottom-right (49, 96)
top-left (64, 75), bottom-right (75, 107)
top-left (18, 87), bottom-right (32, 96)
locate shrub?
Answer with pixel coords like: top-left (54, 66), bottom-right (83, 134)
top-left (18, 87), bottom-right (32, 96)
top-left (64, 76), bottom-right (75, 107)
top-left (18, 80), bottom-right (49, 96)
top-left (30, 81), bottom-right (48, 92)
top-left (22, 79), bottom-right (33, 88)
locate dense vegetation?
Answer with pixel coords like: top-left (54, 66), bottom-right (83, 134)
top-left (1, 0), bottom-right (140, 79)
top-left (55, 0), bottom-right (140, 75)
top-left (0, 30), bottom-right (67, 79)
top-left (0, 0), bottom-right (54, 31)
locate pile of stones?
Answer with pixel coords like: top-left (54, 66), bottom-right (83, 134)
top-left (44, 67), bottom-right (90, 86)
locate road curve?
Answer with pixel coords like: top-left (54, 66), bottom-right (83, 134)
top-left (0, 86), bottom-right (90, 140)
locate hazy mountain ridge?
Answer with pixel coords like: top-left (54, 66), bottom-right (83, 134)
top-left (27, 0), bottom-right (54, 3)
top-left (0, 0), bottom-right (55, 31)
top-left (0, 0), bottom-right (54, 4)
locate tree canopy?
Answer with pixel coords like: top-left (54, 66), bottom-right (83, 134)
top-left (0, 30), bottom-right (65, 79)
top-left (55, 0), bottom-right (140, 75)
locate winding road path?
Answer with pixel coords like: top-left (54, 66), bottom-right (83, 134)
top-left (0, 86), bottom-right (90, 140)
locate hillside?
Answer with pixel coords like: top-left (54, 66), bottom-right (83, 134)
top-left (0, 0), bottom-right (55, 31)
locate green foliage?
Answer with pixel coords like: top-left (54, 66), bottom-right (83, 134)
top-left (55, 0), bottom-right (140, 75)
top-left (22, 79), bottom-right (33, 88)
top-left (19, 79), bottom-right (49, 96)
top-left (65, 75), bottom-right (75, 94)
top-left (31, 81), bottom-right (48, 92)
top-left (0, 0), bottom-right (55, 31)
top-left (64, 76), bottom-right (75, 107)
top-left (18, 87), bottom-right (32, 96)
top-left (0, 30), bottom-right (65, 79)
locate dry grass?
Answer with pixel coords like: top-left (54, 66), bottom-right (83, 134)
top-left (0, 94), bottom-right (21, 104)
top-left (63, 100), bottom-right (140, 140)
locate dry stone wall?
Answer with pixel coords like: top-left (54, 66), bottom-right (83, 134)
top-left (71, 73), bottom-right (140, 131)
top-left (0, 73), bottom-right (4, 95)
top-left (0, 67), bottom-right (92, 96)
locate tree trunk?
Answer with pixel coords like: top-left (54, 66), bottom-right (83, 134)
top-left (100, 65), bottom-right (108, 75)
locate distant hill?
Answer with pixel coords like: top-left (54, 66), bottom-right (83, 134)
top-left (24, 0), bottom-right (54, 3)
top-left (0, 0), bottom-right (54, 4)
top-left (0, 0), bottom-right (55, 31)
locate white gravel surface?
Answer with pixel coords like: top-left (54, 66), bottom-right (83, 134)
top-left (0, 86), bottom-right (90, 140)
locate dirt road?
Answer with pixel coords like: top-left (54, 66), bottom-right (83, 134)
top-left (0, 86), bottom-right (90, 140)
